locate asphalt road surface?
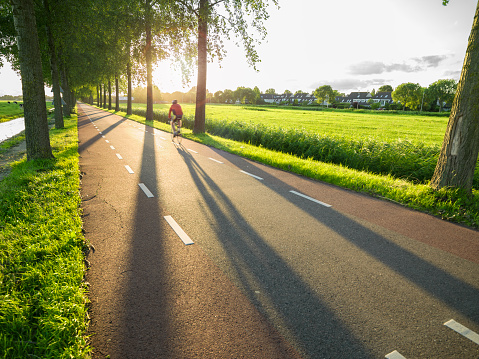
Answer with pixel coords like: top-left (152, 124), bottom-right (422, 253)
top-left (78, 103), bottom-right (479, 359)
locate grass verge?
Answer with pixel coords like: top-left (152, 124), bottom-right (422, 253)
top-left (102, 106), bottom-right (479, 229)
top-left (0, 116), bottom-right (90, 358)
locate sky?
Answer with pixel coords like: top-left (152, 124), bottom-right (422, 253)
top-left (0, 0), bottom-right (476, 97)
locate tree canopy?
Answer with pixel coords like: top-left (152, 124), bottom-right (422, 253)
top-left (392, 83), bottom-right (422, 110)
top-left (314, 85), bottom-right (334, 105)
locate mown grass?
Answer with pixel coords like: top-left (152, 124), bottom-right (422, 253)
top-left (0, 116), bottom-right (90, 358)
top-left (103, 104), bottom-right (479, 229)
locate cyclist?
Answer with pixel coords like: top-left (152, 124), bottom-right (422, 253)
top-left (168, 99), bottom-right (183, 136)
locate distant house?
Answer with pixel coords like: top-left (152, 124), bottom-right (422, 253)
top-left (372, 92), bottom-right (393, 106)
top-left (336, 91), bottom-right (393, 107)
top-left (260, 93), bottom-right (316, 104)
top-left (260, 94), bottom-right (276, 103)
top-left (260, 91), bottom-right (394, 107)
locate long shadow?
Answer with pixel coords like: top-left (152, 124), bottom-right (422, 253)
top-left (215, 150), bottom-right (479, 323)
top-left (175, 142), bottom-right (479, 357)
top-left (176, 147), bottom-right (373, 358)
top-left (117, 117), bottom-right (174, 357)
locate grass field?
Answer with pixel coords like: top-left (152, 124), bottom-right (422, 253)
top-left (0, 100), bottom-right (24, 123)
top-left (0, 100), bottom-right (54, 123)
top-left (123, 103), bottom-right (449, 146)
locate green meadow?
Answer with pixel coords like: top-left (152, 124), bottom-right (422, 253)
top-left (126, 103), bottom-right (449, 146)
top-left (0, 100), bottom-right (54, 123)
top-left (0, 100), bottom-right (24, 123)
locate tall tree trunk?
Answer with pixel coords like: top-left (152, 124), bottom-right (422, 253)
top-left (98, 84), bottom-right (102, 107)
top-left (44, 0), bottom-right (63, 129)
top-left (145, 5), bottom-right (153, 121)
top-left (115, 75), bottom-right (120, 111)
top-left (431, 2), bottom-right (479, 192)
top-left (108, 79), bottom-right (112, 110)
top-left (127, 54), bottom-right (132, 115)
top-left (103, 84), bottom-right (107, 108)
top-left (60, 64), bottom-right (71, 117)
top-left (194, 0), bottom-right (208, 134)
top-left (11, 0), bottom-right (53, 160)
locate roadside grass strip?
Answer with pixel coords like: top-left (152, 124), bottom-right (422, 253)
top-left (0, 116), bottom-right (90, 357)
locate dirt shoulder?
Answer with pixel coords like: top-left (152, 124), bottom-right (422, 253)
top-left (0, 139), bottom-right (26, 182)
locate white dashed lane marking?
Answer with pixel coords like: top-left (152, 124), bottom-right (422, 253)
top-left (240, 170), bottom-right (263, 181)
top-left (209, 157), bottom-right (223, 164)
top-left (290, 190), bottom-right (332, 208)
top-left (116, 154), bottom-right (123, 160)
top-left (138, 183), bottom-right (154, 198)
top-left (385, 350), bottom-right (407, 359)
top-left (444, 319), bottom-right (479, 345)
top-left (164, 216), bottom-right (194, 245)
top-left (125, 165), bottom-right (134, 174)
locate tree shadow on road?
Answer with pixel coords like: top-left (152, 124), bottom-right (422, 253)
top-left (176, 146), bottom-right (374, 358)
top-left (176, 142), bottom-right (479, 358)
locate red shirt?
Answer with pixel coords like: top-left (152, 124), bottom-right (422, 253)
top-left (169, 103), bottom-right (183, 117)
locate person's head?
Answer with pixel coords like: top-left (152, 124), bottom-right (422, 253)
top-left (172, 100), bottom-right (178, 105)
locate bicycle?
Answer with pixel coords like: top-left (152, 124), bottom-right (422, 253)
top-left (170, 117), bottom-right (183, 144)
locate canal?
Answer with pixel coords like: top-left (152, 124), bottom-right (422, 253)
top-left (0, 117), bottom-right (25, 143)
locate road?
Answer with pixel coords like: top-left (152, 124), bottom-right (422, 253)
top-left (78, 103), bottom-right (479, 359)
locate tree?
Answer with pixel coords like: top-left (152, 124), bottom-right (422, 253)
top-left (314, 85), bottom-right (334, 106)
top-left (431, 0), bottom-right (479, 191)
top-left (43, 0), bottom-right (64, 129)
top-left (283, 89), bottom-right (292, 95)
top-left (10, 0), bottom-right (53, 160)
top-left (378, 85), bottom-right (393, 92)
top-left (175, 0), bottom-right (278, 133)
top-left (265, 88), bottom-right (276, 94)
top-left (392, 83), bottom-right (422, 110)
top-left (223, 89), bottom-right (234, 103)
top-left (212, 90), bottom-right (222, 103)
top-left (428, 79), bottom-right (457, 112)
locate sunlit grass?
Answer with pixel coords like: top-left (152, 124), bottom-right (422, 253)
top-left (0, 100), bottom-right (54, 123)
top-left (0, 116), bottom-right (90, 357)
top-left (0, 100), bottom-right (24, 123)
